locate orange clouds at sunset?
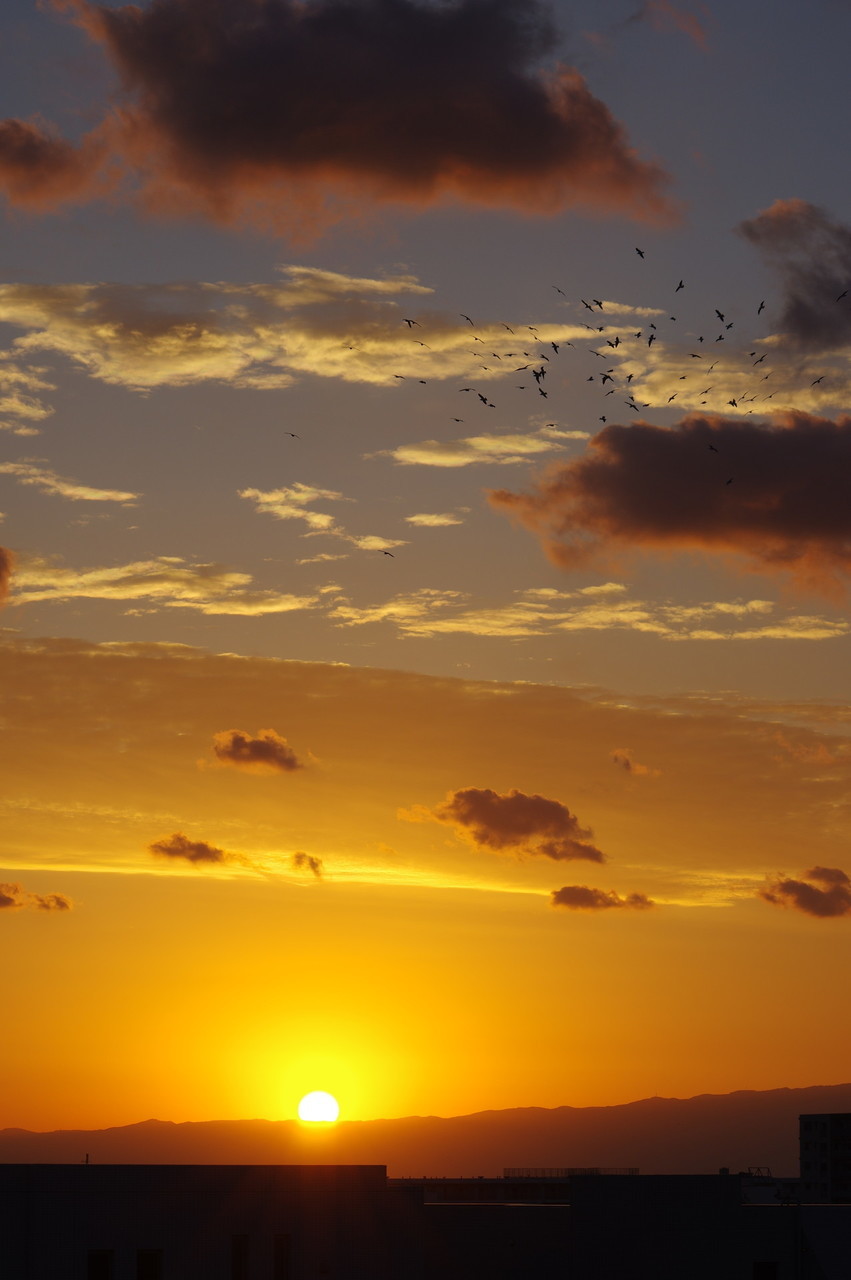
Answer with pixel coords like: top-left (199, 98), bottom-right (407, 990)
top-left (490, 413), bottom-right (851, 594)
top-left (0, 545), bottom-right (11, 602)
top-left (211, 728), bottom-right (305, 773)
top-left (760, 867), bottom-right (851, 919)
top-left (425, 786), bottom-right (606, 862)
top-left (0, 881), bottom-right (72, 911)
top-left (0, 0), bottom-right (674, 233)
top-left (550, 884), bottom-right (654, 911)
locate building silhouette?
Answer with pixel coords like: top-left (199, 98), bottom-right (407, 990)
top-left (800, 1114), bottom-right (851, 1204)
top-left (3, 1115), bottom-right (851, 1278)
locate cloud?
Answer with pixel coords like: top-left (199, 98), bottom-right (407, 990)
top-left (292, 851), bottom-right (323, 878)
top-left (760, 866), bottom-right (851, 918)
top-left (418, 786), bottom-right (605, 862)
top-left (0, 276), bottom-right (595, 394)
top-left (489, 413), bottom-right (851, 595)
top-left (240, 482), bottom-right (405, 552)
top-left (551, 884), bottom-right (655, 910)
top-left (0, 356), bottom-right (56, 434)
top-left (211, 728), bottom-right (303, 773)
top-left (612, 748), bottom-right (660, 776)
top-left (328, 583), bottom-right (848, 641)
top-left (0, 460), bottom-right (138, 504)
top-left (149, 831), bottom-right (228, 865)
top-left (628, 1), bottom-right (708, 50)
top-left (404, 512), bottom-right (465, 527)
top-left (0, 546), bottom-right (11, 604)
top-left (0, 881), bottom-right (72, 911)
top-left (375, 425), bottom-right (589, 468)
top-left (8, 554), bottom-right (319, 616)
top-left (7, 0), bottom-right (674, 233)
top-left (0, 117), bottom-right (109, 211)
top-left (739, 200), bottom-right (851, 353)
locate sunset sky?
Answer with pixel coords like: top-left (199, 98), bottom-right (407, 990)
top-left (2, 0), bottom-right (851, 1134)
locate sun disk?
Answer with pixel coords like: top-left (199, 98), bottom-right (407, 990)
top-left (297, 1091), bottom-right (340, 1122)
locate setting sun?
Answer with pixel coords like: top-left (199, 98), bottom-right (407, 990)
top-left (297, 1091), bottom-right (340, 1123)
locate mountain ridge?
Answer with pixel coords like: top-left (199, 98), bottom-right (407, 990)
top-left (4, 1083), bottom-right (850, 1177)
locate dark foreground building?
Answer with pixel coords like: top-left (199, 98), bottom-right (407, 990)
top-left (2, 1162), bottom-right (850, 1279)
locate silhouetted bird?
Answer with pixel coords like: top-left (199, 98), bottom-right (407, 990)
top-left (382, 551), bottom-right (395, 557)
top-left (836, 291), bottom-right (848, 302)
top-left (676, 280), bottom-right (684, 292)
top-left (461, 314), bottom-right (474, 325)
top-left (635, 247), bottom-right (645, 258)
top-left (715, 310), bottom-right (725, 322)
top-left (758, 300), bottom-right (765, 314)
top-left (708, 444), bottom-right (719, 453)
top-left (402, 318), bottom-right (420, 327)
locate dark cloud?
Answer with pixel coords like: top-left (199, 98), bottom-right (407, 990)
top-left (0, 547), bottom-right (11, 604)
top-left (0, 0), bottom-right (673, 232)
top-left (149, 831), bottom-right (227, 864)
top-left (431, 786), bottom-right (605, 861)
top-left (0, 881), bottom-right (73, 911)
top-left (739, 200), bottom-right (851, 352)
top-left (760, 865), bottom-right (851, 918)
top-left (551, 884), bottom-right (655, 910)
top-left (611, 747), bottom-right (659, 776)
top-left (489, 413), bottom-right (851, 595)
top-left (0, 118), bottom-right (108, 210)
top-left (212, 727), bottom-right (303, 773)
top-left (292, 851), bottom-right (324, 878)
top-left (625, 1), bottom-right (708, 50)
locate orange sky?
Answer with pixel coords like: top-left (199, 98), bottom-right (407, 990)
top-left (3, 0), bottom-right (851, 1134)
top-left (2, 635), bottom-right (850, 1130)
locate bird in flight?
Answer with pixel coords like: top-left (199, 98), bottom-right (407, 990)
top-left (836, 291), bottom-right (848, 303)
top-left (675, 280), bottom-right (684, 292)
top-left (708, 444), bottom-right (719, 453)
top-left (461, 314), bottom-right (475, 325)
top-left (382, 550), bottom-right (395, 557)
top-left (811, 376), bottom-right (824, 385)
top-left (758, 300), bottom-right (765, 314)
top-left (285, 432), bottom-right (300, 438)
top-left (402, 318), bottom-right (420, 328)
top-left (635, 247), bottom-right (645, 258)
top-left (715, 310), bottom-right (725, 322)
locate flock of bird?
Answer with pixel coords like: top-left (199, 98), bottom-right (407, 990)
top-left (322, 249), bottom-right (841, 554)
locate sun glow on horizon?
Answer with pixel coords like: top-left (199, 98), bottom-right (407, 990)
top-left (297, 1091), bottom-right (340, 1123)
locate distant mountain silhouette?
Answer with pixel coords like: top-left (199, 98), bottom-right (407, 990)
top-left (4, 1084), bottom-right (851, 1177)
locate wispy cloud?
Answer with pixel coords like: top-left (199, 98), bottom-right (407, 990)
top-left (9, 555), bottom-right (319, 616)
top-left (327, 584), bottom-right (847, 641)
top-left (374, 424), bottom-right (589, 468)
top-left (240, 481), bottom-right (406, 552)
top-left (404, 512), bottom-right (465, 527)
top-left (0, 460), bottom-right (138, 504)
top-left (0, 274), bottom-right (597, 394)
